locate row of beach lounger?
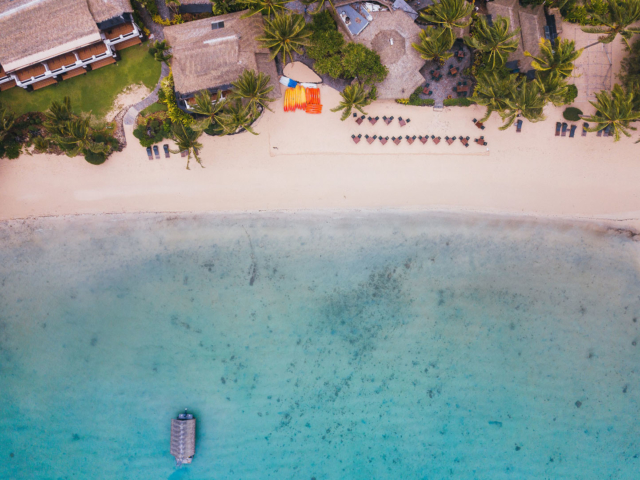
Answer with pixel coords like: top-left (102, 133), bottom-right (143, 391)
top-left (351, 134), bottom-right (487, 146)
top-left (354, 114), bottom-right (411, 126)
top-left (554, 122), bottom-right (607, 137)
top-left (145, 144), bottom-right (190, 160)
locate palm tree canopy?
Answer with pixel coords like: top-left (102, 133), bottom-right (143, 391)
top-left (420, 0), bottom-right (473, 41)
top-left (330, 83), bottom-right (370, 121)
top-left (525, 38), bottom-right (582, 77)
top-left (190, 90), bottom-right (226, 132)
top-left (464, 16), bottom-right (519, 70)
top-left (240, 0), bottom-right (289, 18)
top-left (0, 103), bottom-right (16, 142)
top-left (217, 99), bottom-right (259, 136)
top-left (170, 122), bottom-right (204, 169)
top-left (258, 13), bottom-right (312, 64)
top-left (535, 71), bottom-right (570, 107)
top-left (412, 26), bottom-right (455, 63)
top-left (500, 78), bottom-right (546, 130)
top-left (581, 0), bottom-right (640, 47)
top-left (470, 71), bottom-right (515, 122)
top-left (231, 69), bottom-right (275, 115)
top-left (582, 84), bottom-right (640, 141)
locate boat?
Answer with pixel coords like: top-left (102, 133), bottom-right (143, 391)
top-left (170, 409), bottom-right (196, 467)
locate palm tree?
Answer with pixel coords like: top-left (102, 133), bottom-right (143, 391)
top-left (44, 96), bottom-right (73, 130)
top-left (583, 84), bottom-right (640, 140)
top-left (412, 26), bottom-right (454, 64)
top-left (331, 83), bottom-right (371, 121)
top-left (419, 0), bottom-right (473, 42)
top-left (470, 71), bottom-right (515, 122)
top-left (241, 0), bottom-right (289, 18)
top-left (499, 79), bottom-right (546, 130)
top-left (190, 90), bottom-right (226, 132)
top-left (0, 103), bottom-right (16, 142)
top-left (581, 0), bottom-right (640, 48)
top-left (525, 38), bottom-right (582, 78)
top-left (170, 122), bottom-right (204, 170)
top-left (231, 69), bottom-right (275, 117)
top-left (258, 13), bottom-right (311, 64)
top-left (464, 16), bottom-right (519, 70)
top-left (54, 119), bottom-right (109, 157)
top-left (535, 72), bottom-right (571, 107)
top-left (152, 40), bottom-right (172, 65)
top-left (217, 99), bottom-right (259, 135)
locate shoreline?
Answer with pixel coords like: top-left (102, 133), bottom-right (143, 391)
top-left (4, 207), bottom-right (639, 237)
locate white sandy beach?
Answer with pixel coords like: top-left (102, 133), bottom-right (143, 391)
top-left (0, 24), bottom-right (639, 229)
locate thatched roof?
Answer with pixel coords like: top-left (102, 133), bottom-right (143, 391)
top-left (86, 0), bottom-right (133, 24)
top-left (164, 10), bottom-right (281, 98)
top-left (487, 0), bottom-right (545, 71)
top-left (352, 10), bottom-right (424, 99)
top-left (0, 0), bottom-right (101, 72)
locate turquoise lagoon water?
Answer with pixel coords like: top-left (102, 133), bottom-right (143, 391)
top-left (0, 212), bottom-right (638, 480)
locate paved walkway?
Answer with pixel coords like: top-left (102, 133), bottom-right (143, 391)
top-left (124, 62), bottom-right (170, 126)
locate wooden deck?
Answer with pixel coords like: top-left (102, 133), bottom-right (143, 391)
top-left (103, 22), bottom-right (135, 40)
top-left (114, 37), bottom-right (142, 51)
top-left (89, 57), bottom-right (116, 70)
top-left (77, 42), bottom-right (109, 61)
top-left (47, 52), bottom-right (77, 71)
top-left (15, 63), bottom-right (45, 81)
top-left (32, 77), bottom-right (57, 90)
top-left (61, 67), bottom-right (86, 80)
top-left (0, 80), bottom-right (16, 91)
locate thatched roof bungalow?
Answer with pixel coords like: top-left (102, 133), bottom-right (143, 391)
top-left (347, 9), bottom-right (425, 99)
top-left (486, 0), bottom-right (547, 73)
top-left (164, 10), bottom-right (281, 112)
top-left (0, 0), bottom-right (142, 92)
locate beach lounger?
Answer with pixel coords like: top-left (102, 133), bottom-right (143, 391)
top-left (432, 135), bottom-right (441, 145)
top-left (181, 150), bottom-right (188, 157)
top-left (163, 144), bottom-right (170, 158)
top-left (561, 123), bottom-right (568, 137)
top-left (153, 145), bottom-right (160, 159)
top-left (379, 136), bottom-right (388, 145)
top-left (406, 135), bottom-right (415, 145)
top-left (555, 122), bottom-right (561, 136)
top-left (597, 129), bottom-right (603, 137)
top-left (365, 135), bottom-right (377, 144)
top-left (351, 134), bottom-right (361, 144)
top-left (369, 116), bottom-right (379, 125)
top-left (419, 135), bottom-right (428, 144)
top-left (355, 116), bottom-right (364, 125)
top-left (393, 136), bottom-right (402, 145)
top-left (604, 125), bottom-right (612, 137)
top-left (146, 147), bottom-right (153, 160)
top-left (569, 125), bottom-right (576, 138)
top-left (582, 123), bottom-right (588, 136)
top-left (516, 119), bottom-right (523, 132)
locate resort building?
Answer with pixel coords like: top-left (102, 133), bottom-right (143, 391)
top-left (164, 10), bottom-right (281, 113)
top-left (334, 2), bottom-right (425, 99)
top-left (486, 0), bottom-right (550, 75)
top-left (0, 0), bottom-right (142, 92)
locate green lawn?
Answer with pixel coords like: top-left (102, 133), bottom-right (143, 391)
top-left (0, 43), bottom-right (161, 118)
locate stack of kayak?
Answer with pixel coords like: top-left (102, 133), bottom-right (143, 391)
top-left (281, 76), bottom-right (322, 114)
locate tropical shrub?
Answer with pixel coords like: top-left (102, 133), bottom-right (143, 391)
top-left (159, 75), bottom-right (194, 126)
top-left (307, 18), bottom-right (388, 86)
top-left (565, 84), bottom-right (579, 104)
top-left (619, 39), bottom-right (640, 90)
top-left (133, 118), bottom-right (171, 147)
top-left (563, 107), bottom-right (583, 121)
